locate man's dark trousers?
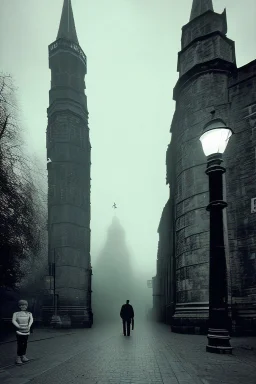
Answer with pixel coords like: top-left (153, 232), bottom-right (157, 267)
top-left (122, 318), bottom-right (131, 336)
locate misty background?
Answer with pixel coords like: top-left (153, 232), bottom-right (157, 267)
top-left (0, 0), bottom-right (256, 320)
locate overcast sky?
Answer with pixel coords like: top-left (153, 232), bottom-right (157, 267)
top-left (0, 0), bottom-right (255, 280)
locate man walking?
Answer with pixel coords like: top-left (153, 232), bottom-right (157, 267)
top-left (120, 300), bottom-right (134, 336)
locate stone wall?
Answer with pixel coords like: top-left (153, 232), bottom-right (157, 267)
top-left (181, 10), bottom-right (227, 49)
top-left (178, 33), bottom-right (235, 77)
top-left (225, 60), bottom-right (256, 328)
top-left (172, 70), bottom-right (230, 311)
top-left (47, 110), bottom-right (91, 307)
top-left (169, 60), bottom-right (256, 332)
top-left (154, 199), bottom-right (176, 324)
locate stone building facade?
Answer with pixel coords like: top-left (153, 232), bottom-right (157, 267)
top-left (153, 201), bottom-right (175, 324)
top-left (43, 0), bottom-right (92, 326)
top-left (154, 0), bottom-right (256, 334)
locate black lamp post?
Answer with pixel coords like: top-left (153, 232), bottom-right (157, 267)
top-left (199, 118), bottom-right (233, 354)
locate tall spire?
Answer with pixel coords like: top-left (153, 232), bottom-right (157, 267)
top-left (190, 0), bottom-right (214, 21)
top-left (57, 0), bottom-right (79, 44)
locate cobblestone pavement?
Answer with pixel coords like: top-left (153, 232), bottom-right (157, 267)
top-left (0, 321), bottom-right (255, 384)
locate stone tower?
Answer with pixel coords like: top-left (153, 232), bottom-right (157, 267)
top-left (45, 0), bottom-right (92, 326)
top-left (168, 0), bottom-right (236, 332)
top-left (162, 0), bottom-right (256, 333)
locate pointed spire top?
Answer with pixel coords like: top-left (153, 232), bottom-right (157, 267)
top-left (190, 0), bottom-right (214, 21)
top-left (57, 0), bottom-right (79, 44)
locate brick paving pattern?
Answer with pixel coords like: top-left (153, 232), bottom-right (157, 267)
top-left (0, 321), bottom-right (255, 384)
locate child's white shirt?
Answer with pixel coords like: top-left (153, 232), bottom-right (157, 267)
top-left (13, 311), bottom-right (32, 336)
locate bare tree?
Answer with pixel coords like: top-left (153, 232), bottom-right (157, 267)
top-left (0, 73), bottom-right (48, 290)
top-left (19, 161), bottom-right (48, 291)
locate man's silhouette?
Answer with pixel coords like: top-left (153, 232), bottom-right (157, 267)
top-left (120, 300), bottom-right (134, 336)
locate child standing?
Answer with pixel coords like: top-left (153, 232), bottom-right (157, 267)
top-left (12, 299), bottom-right (33, 365)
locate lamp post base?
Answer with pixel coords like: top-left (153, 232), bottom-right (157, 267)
top-left (206, 328), bottom-right (233, 354)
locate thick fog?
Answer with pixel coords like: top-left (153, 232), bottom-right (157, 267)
top-left (1, 0), bottom-right (255, 315)
top-left (93, 216), bottom-right (152, 323)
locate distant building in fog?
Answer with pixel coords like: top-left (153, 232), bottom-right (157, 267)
top-left (92, 217), bottom-right (134, 322)
top-left (93, 217), bottom-right (153, 322)
top-left (154, 0), bottom-right (256, 334)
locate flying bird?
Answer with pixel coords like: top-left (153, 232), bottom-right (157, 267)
top-left (112, 203), bottom-right (117, 209)
top-left (47, 158), bottom-right (52, 164)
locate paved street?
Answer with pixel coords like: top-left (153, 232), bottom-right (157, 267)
top-left (0, 321), bottom-right (255, 384)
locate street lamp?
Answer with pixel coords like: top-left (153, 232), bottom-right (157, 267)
top-left (199, 118), bottom-right (233, 354)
